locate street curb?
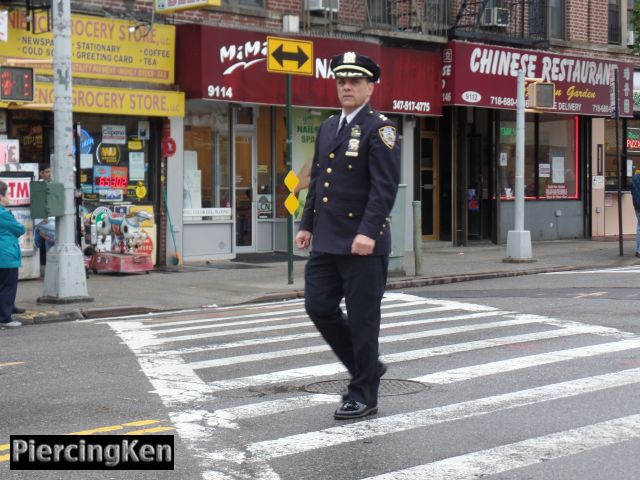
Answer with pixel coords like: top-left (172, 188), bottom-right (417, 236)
top-left (246, 265), bottom-right (580, 304)
top-left (12, 263), bottom-right (624, 324)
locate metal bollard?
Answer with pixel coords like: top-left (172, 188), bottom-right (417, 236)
top-left (412, 201), bottom-right (423, 276)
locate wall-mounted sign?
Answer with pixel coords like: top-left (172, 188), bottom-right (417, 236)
top-left (0, 12), bottom-right (175, 84)
top-left (442, 40), bottom-right (634, 117)
top-left (627, 127), bottom-right (640, 153)
top-left (155, 0), bottom-right (221, 14)
top-left (0, 139), bottom-right (19, 164)
top-left (11, 83), bottom-right (185, 117)
top-left (176, 25), bottom-right (441, 115)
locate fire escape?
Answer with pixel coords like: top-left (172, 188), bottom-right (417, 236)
top-left (451, 0), bottom-right (550, 47)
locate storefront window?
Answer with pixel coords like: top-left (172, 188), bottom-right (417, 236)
top-left (499, 112), bottom-right (578, 200)
top-left (627, 121), bottom-right (640, 181)
top-left (274, 107), bottom-right (333, 219)
top-left (498, 111), bottom-right (535, 198)
top-left (608, 119), bottom-right (640, 190)
top-left (257, 106), bottom-right (273, 219)
top-left (538, 114), bottom-right (578, 199)
top-left (183, 104), bottom-right (232, 221)
top-left (75, 115), bottom-right (154, 206)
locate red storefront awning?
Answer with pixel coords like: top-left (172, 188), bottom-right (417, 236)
top-left (442, 40), bottom-right (634, 118)
top-left (176, 25), bottom-right (442, 116)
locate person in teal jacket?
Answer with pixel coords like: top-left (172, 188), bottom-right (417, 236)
top-left (0, 180), bottom-right (26, 328)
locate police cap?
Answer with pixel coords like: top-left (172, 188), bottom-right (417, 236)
top-left (330, 52), bottom-right (380, 82)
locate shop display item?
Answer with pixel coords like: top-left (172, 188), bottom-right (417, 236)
top-left (85, 206), bottom-right (154, 274)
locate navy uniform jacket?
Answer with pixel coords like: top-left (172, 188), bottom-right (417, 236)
top-left (299, 104), bottom-right (400, 256)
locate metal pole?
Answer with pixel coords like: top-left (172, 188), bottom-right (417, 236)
top-left (505, 70), bottom-right (533, 261)
top-left (286, 74), bottom-right (293, 285)
top-left (514, 71), bottom-right (525, 232)
top-left (41, 0), bottom-right (91, 303)
top-left (412, 201), bottom-right (423, 276)
top-left (614, 68), bottom-right (623, 256)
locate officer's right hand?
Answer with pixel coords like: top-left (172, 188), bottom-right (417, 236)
top-left (295, 230), bottom-right (312, 250)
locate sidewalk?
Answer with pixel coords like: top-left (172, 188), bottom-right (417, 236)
top-left (13, 238), bottom-right (640, 324)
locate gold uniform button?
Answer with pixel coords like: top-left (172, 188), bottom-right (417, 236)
top-left (329, 153), bottom-right (335, 159)
top-left (386, 217), bottom-right (391, 222)
top-left (348, 212), bottom-right (353, 218)
top-left (382, 223), bottom-right (386, 228)
top-left (379, 231), bottom-right (384, 236)
top-left (326, 167), bottom-right (332, 173)
top-left (324, 182), bottom-right (330, 188)
top-left (316, 163), bottom-right (320, 167)
top-left (313, 209), bottom-right (317, 213)
top-left (348, 165), bottom-right (353, 170)
top-left (323, 197), bottom-right (328, 203)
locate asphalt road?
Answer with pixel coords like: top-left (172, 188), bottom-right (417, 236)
top-left (2, 265), bottom-right (640, 479)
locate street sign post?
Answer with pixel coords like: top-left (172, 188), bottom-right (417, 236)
top-left (266, 36), bottom-right (314, 284)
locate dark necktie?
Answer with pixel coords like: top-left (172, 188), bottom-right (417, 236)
top-left (337, 117), bottom-right (347, 137)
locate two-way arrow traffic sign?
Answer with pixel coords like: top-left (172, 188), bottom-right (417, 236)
top-left (267, 37), bottom-right (313, 76)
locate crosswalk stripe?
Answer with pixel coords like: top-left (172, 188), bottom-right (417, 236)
top-left (206, 367), bottom-right (640, 465)
top-left (133, 310), bottom-right (510, 348)
top-left (361, 413), bottom-right (640, 480)
top-left (204, 394), bottom-right (338, 429)
top-left (158, 311), bottom-right (508, 357)
top-left (205, 326), bottom-right (614, 392)
top-left (188, 316), bottom-right (553, 370)
top-left (151, 304), bottom-right (477, 336)
top-left (414, 336), bottom-right (640, 384)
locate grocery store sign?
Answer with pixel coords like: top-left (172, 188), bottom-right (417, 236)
top-left (2, 11), bottom-right (175, 84)
top-left (1, 83), bottom-right (185, 117)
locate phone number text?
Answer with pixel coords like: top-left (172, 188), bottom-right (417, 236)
top-left (392, 100), bottom-right (431, 112)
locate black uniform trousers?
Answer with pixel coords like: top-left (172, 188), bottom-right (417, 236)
top-left (304, 252), bottom-right (388, 407)
top-left (0, 268), bottom-right (18, 323)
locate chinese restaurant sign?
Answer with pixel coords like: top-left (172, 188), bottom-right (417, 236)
top-left (442, 41), bottom-right (633, 118)
top-left (0, 11), bottom-right (175, 84)
top-left (176, 25), bottom-right (441, 115)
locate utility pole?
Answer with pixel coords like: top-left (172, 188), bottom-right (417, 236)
top-left (505, 70), bottom-right (533, 262)
top-left (40, 0), bottom-right (91, 303)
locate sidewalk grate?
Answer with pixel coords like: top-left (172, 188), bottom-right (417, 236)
top-left (304, 378), bottom-right (428, 396)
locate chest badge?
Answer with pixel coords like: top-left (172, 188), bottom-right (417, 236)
top-left (346, 125), bottom-right (361, 157)
top-left (378, 126), bottom-right (396, 149)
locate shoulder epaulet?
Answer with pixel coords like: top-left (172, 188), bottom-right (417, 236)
top-left (369, 110), bottom-right (388, 122)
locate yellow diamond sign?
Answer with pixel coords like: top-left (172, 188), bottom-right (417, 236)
top-left (284, 193), bottom-right (300, 215)
top-left (284, 170), bottom-right (299, 192)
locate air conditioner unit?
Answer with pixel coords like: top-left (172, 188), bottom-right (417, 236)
top-left (628, 30), bottom-right (636, 47)
top-left (305, 0), bottom-right (339, 13)
top-left (480, 7), bottom-right (509, 28)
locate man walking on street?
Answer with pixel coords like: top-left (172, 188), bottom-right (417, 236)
top-left (295, 52), bottom-right (400, 420)
top-left (631, 172), bottom-right (640, 258)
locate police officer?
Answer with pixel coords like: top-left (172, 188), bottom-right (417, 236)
top-left (295, 51), bottom-right (400, 420)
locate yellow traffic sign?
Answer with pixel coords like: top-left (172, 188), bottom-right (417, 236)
top-left (284, 193), bottom-right (300, 215)
top-left (284, 170), bottom-right (299, 192)
top-left (267, 37), bottom-right (313, 76)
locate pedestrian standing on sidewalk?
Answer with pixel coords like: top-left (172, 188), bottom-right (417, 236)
top-left (631, 172), bottom-right (640, 258)
top-left (0, 180), bottom-right (26, 328)
top-left (295, 52), bottom-right (400, 420)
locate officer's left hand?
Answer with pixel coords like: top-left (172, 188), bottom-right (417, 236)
top-left (351, 234), bottom-right (375, 255)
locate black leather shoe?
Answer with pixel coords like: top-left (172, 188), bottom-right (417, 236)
top-left (378, 360), bottom-right (387, 378)
top-left (635, 252), bottom-right (640, 258)
top-left (334, 400), bottom-right (378, 420)
top-left (12, 306), bottom-right (26, 314)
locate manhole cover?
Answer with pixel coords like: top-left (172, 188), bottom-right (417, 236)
top-left (304, 378), bottom-right (427, 396)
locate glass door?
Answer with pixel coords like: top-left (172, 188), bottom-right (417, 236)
top-left (420, 132), bottom-right (440, 240)
top-left (235, 133), bottom-right (256, 251)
